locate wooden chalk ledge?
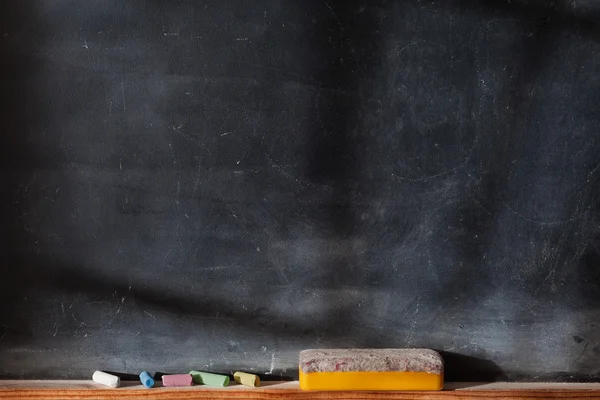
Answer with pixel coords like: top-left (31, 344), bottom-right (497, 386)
top-left (1, 381), bottom-right (600, 399)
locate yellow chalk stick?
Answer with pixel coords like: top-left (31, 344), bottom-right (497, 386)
top-left (233, 371), bottom-right (260, 387)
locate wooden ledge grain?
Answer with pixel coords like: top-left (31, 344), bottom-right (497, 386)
top-left (1, 381), bottom-right (600, 400)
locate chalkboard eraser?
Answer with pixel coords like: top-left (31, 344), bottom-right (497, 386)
top-left (189, 370), bottom-right (230, 387)
top-left (162, 374), bottom-right (193, 387)
top-left (92, 371), bottom-right (120, 388)
top-left (299, 348), bottom-right (444, 391)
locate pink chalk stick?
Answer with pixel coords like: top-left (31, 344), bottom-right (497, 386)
top-left (162, 374), bottom-right (193, 387)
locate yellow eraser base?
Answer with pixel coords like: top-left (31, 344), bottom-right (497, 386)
top-left (299, 369), bottom-right (443, 391)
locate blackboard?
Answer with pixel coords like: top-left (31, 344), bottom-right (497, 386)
top-left (1, 0), bottom-right (600, 381)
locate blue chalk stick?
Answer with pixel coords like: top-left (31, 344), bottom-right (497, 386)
top-left (139, 371), bottom-right (154, 388)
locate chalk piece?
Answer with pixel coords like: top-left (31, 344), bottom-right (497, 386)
top-left (92, 371), bottom-right (120, 388)
top-left (139, 370), bottom-right (154, 388)
top-left (189, 370), bottom-right (230, 387)
top-left (162, 374), bottom-right (193, 387)
top-left (233, 371), bottom-right (260, 387)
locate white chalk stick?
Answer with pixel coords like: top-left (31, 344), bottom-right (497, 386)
top-left (92, 370), bottom-right (120, 388)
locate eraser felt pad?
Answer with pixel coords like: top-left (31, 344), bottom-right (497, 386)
top-left (299, 348), bottom-right (443, 391)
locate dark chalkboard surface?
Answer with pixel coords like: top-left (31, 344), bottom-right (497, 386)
top-left (1, 0), bottom-right (600, 381)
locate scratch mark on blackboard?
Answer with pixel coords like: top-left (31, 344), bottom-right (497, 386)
top-left (102, 304), bottom-right (123, 329)
top-left (264, 154), bottom-right (320, 189)
top-left (324, 1), bottom-right (345, 31)
top-left (61, 303), bottom-right (66, 320)
top-left (173, 130), bottom-right (205, 149)
top-left (274, 264), bottom-right (289, 284)
top-left (542, 266), bottom-right (557, 292)
top-left (389, 132), bottom-right (477, 183)
top-left (168, 142), bottom-right (176, 166)
top-left (405, 297), bottom-right (420, 346)
top-left (201, 265), bottom-right (235, 271)
top-left (588, 162), bottom-right (600, 177)
top-left (120, 81), bottom-right (126, 111)
top-left (263, 10), bottom-right (268, 32)
top-left (221, 131), bottom-right (231, 136)
top-left (144, 311), bottom-right (156, 320)
top-left (501, 201), bottom-right (575, 226)
top-left (467, 193), bottom-right (495, 219)
top-left (68, 295), bottom-right (79, 309)
top-left (388, 40), bottom-right (418, 59)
